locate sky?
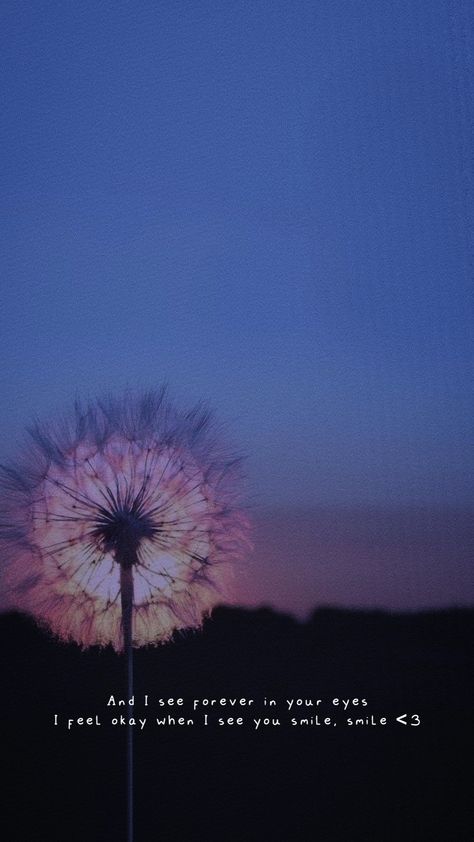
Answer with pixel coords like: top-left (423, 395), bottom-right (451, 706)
top-left (1, 0), bottom-right (473, 613)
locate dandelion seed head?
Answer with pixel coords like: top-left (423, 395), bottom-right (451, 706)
top-left (0, 390), bottom-right (251, 650)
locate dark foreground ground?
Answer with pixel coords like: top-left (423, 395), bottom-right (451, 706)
top-left (2, 606), bottom-right (473, 841)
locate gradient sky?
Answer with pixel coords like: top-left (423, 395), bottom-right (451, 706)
top-left (1, 1), bottom-right (473, 613)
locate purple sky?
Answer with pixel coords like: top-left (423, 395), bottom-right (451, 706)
top-left (1, 1), bottom-right (472, 612)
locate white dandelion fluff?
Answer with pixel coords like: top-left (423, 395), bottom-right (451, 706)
top-left (0, 388), bottom-right (250, 651)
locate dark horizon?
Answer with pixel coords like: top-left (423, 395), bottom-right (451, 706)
top-left (3, 601), bottom-right (472, 841)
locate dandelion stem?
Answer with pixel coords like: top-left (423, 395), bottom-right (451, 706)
top-left (119, 559), bottom-right (134, 842)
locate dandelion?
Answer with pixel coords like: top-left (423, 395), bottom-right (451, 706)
top-left (0, 388), bottom-right (250, 648)
top-left (0, 388), bottom-right (251, 842)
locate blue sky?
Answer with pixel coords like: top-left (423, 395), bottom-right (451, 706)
top-left (1, 1), bottom-right (472, 531)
